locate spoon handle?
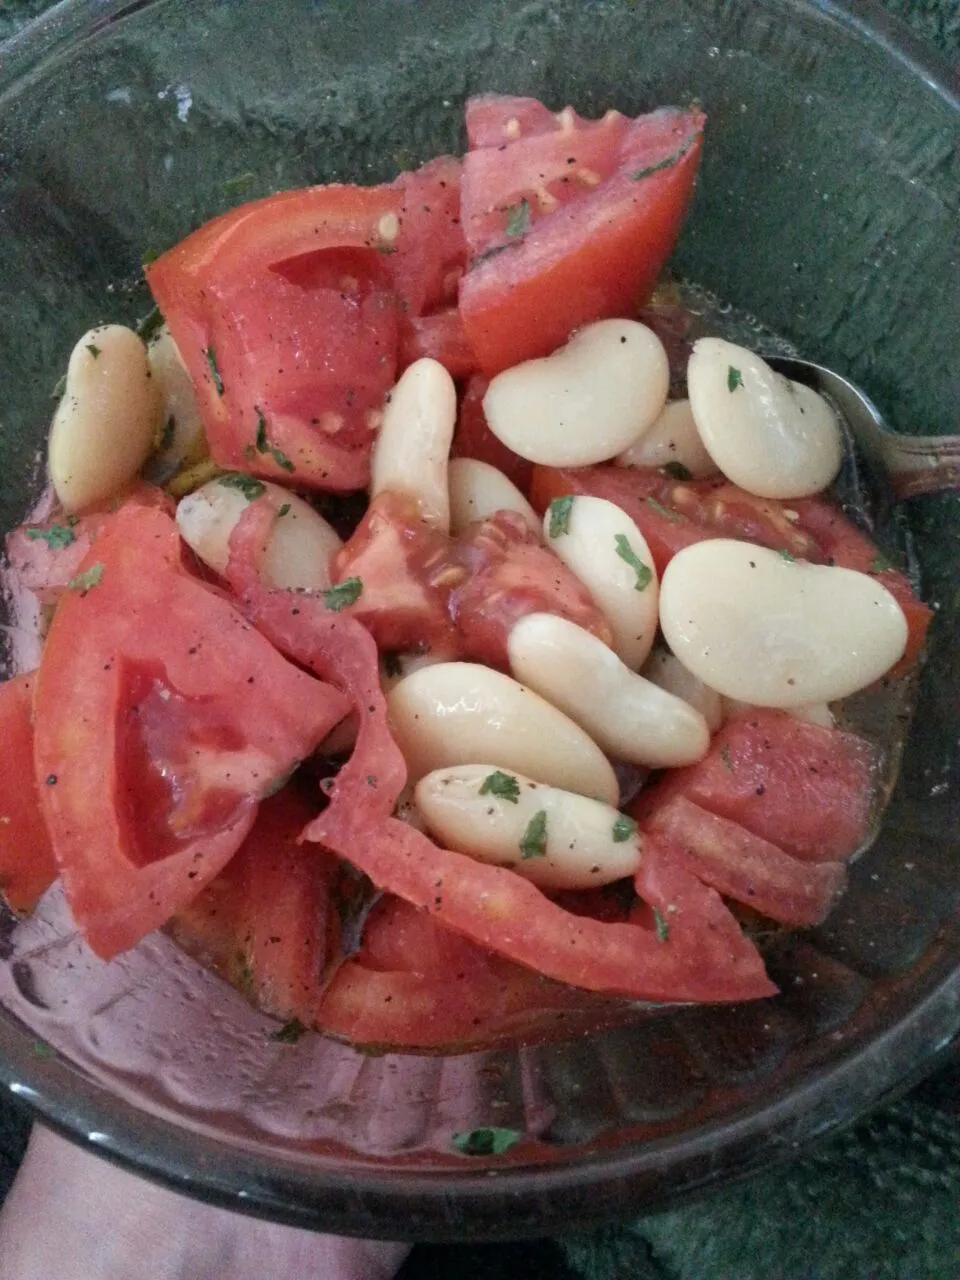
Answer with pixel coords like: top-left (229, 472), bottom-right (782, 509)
top-left (884, 435), bottom-right (960, 501)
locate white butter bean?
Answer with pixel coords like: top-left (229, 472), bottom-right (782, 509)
top-left (176, 477), bottom-right (341, 589)
top-left (508, 614), bottom-right (710, 768)
top-left (687, 338), bottom-right (842, 499)
top-left (642, 648), bottom-right (724, 733)
top-left (483, 319), bottom-right (669, 466)
top-left (146, 325), bottom-right (206, 473)
top-left (370, 358), bottom-right (457, 530)
top-left (415, 764), bottom-right (641, 890)
top-left (616, 399), bottom-right (718, 477)
top-left (543, 494), bottom-right (659, 669)
top-left (659, 539), bottom-right (908, 706)
top-left (386, 661), bottom-right (619, 804)
top-left (49, 325), bottom-right (161, 511)
top-left (447, 458), bottom-right (540, 537)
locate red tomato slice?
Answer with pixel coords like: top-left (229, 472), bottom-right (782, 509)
top-left (451, 374), bottom-right (533, 492)
top-left (169, 786), bottom-right (338, 1023)
top-left (317, 894), bottom-right (620, 1050)
top-left (391, 155), bottom-right (466, 317)
top-left (636, 796), bottom-right (846, 928)
top-left (450, 510), bottom-right (614, 669)
top-left (399, 309), bottom-right (478, 379)
top-left (0, 673), bottom-right (57, 913)
top-left (465, 94), bottom-right (565, 148)
top-left (458, 106), bottom-right (705, 375)
top-left (633, 709), bottom-right (880, 864)
top-left (33, 504), bottom-right (350, 958)
top-left (331, 492), bottom-right (460, 656)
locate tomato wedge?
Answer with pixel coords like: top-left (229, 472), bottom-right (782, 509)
top-left (451, 373), bottom-right (533, 492)
top-left (633, 709), bottom-right (880, 864)
top-left (33, 503), bottom-right (350, 958)
top-left (0, 673), bottom-right (57, 913)
top-left (458, 104), bottom-right (705, 374)
top-left (169, 786), bottom-right (339, 1024)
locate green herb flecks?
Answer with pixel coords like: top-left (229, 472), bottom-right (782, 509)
top-left (86, 343), bottom-right (101, 359)
top-left (614, 534), bottom-right (653, 591)
top-left (653, 907), bottom-right (670, 942)
top-left (479, 771), bottom-right (521, 804)
top-left (272, 1017), bottom-right (307, 1045)
top-left (156, 415), bottom-right (176, 453)
top-left (451, 1126), bottom-right (523, 1156)
top-left (205, 345), bottom-right (224, 395)
top-left (222, 171), bottom-right (258, 195)
top-left (727, 365), bottom-right (744, 392)
top-left (26, 523), bottom-right (76, 550)
top-left (520, 809), bottom-right (548, 859)
top-left (323, 577), bottom-right (363, 612)
top-left (504, 198), bottom-right (531, 239)
top-left (720, 743), bottom-right (734, 771)
top-left (277, 503), bottom-right (291, 518)
top-left (646, 497), bottom-right (684, 523)
top-left (871, 552), bottom-right (895, 573)
top-left (32, 1039), bottom-right (54, 1060)
top-left (612, 814), bottom-right (637, 844)
top-left (66, 562), bottom-right (104, 593)
top-left (548, 495), bottom-right (575, 539)
top-left (51, 373), bottom-right (67, 400)
top-left (218, 472), bottom-right (266, 501)
top-left (631, 132), bottom-right (701, 181)
top-left (660, 460), bottom-right (692, 481)
top-left (778, 548), bottom-right (796, 563)
top-left (136, 306), bottom-right (164, 343)
top-left (254, 406), bottom-right (295, 472)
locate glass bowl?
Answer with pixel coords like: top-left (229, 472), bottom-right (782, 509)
top-left (0, 0), bottom-right (957, 1242)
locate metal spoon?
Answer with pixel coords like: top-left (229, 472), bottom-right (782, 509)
top-left (766, 355), bottom-right (960, 504)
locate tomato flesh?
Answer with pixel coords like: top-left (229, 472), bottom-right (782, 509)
top-left (33, 503), bottom-right (350, 958)
top-left (0, 673), bottom-right (58, 912)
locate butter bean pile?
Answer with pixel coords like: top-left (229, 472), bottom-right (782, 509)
top-left (46, 317), bottom-right (909, 892)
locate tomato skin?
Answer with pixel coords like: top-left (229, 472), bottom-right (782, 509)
top-left (331, 492), bottom-right (460, 656)
top-left (636, 796), bottom-right (846, 928)
top-left (465, 94), bottom-right (562, 148)
top-left (458, 107), bottom-right (705, 375)
top-left (451, 374), bottom-right (533, 492)
top-left (33, 504), bottom-right (350, 958)
top-left (633, 709), bottom-right (879, 864)
top-left (450, 510), bottom-right (614, 669)
top-left (392, 155), bottom-right (466, 317)
top-left (0, 673), bottom-right (57, 913)
top-left (169, 787), bottom-right (338, 1023)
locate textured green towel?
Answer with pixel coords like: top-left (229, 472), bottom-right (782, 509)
top-left (0, 4), bottom-right (957, 1279)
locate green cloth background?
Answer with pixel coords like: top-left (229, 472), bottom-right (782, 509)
top-left (0, 2), bottom-right (957, 1277)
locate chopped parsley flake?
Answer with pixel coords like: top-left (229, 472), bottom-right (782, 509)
top-left (646, 497), bottom-right (684, 523)
top-left (272, 1017), bottom-right (307, 1044)
top-left (520, 809), bottom-right (548, 859)
top-left (778, 549), bottom-right (796, 563)
top-left (218, 472), bottom-right (266, 501)
top-left (323, 577), bottom-right (363, 611)
top-left (66, 562), bottom-right (104, 593)
top-left (660, 460), bottom-right (693, 481)
top-left (205, 345), bottom-right (224, 395)
top-left (157, 415), bottom-right (176, 452)
top-left (32, 1039), bottom-right (54, 1060)
top-left (86, 342), bottom-right (101, 359)
top-left (548, 495), bottom-right (575, 538)
top-left (505, 198), bottom-right (531, 238)
top-left (254, 406), bottom-right (295, 472)
top-left (631, 133), bottom-right (701, 181)
top-left (51, 374), bottom-right (67, 400)
top-left (26, 523), bottom-right (76, 550)
top-left (277, 503), bottom-right (291, 518)
top-left (136, 306), bottom-right (164, 342)
top-left (612, 814), bottom-right (637, 843)
top-left (479, 771), bottom-right (521, 804)
top-left (871, 552), bottom-right (895, 573)
top-left (653, 907), bottom-right (670, 942)
top-left (727, 365), bottom-right (744, 392)
top-left (720, 743), bottom-right (734, 771)
top-left (451, 1126), bottom-right (523, 1156)
top-left (614, 534), bottom-right (653, 591)
top-left (222, 171), bottom-right (257, 194)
